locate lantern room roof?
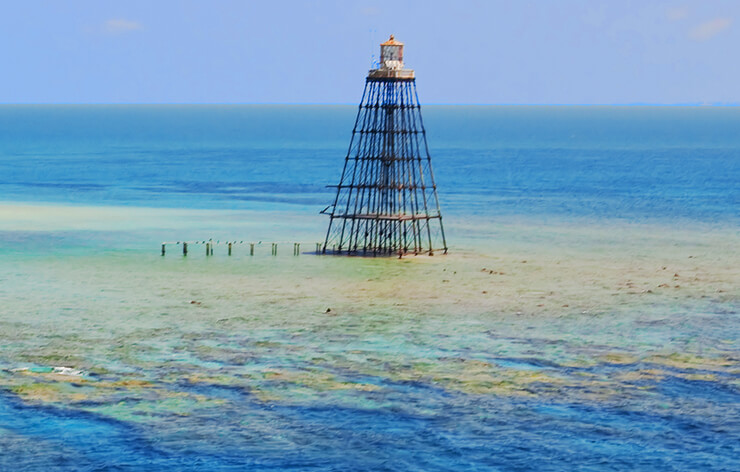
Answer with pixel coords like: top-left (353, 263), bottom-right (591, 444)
top-left (380, 35), bottom-right (403, 46)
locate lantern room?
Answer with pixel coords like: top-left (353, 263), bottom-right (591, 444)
top-left (380, 35), bottom-right (404, 69)
top-left (368, 35), bottom-right (414, 80)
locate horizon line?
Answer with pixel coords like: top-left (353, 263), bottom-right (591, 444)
top-left (1, 102), bottom-right (739, 107)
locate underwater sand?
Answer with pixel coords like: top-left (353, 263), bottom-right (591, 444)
top-left (0, 204), bottom-right (738, 470)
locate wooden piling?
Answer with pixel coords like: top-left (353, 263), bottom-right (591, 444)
top-left (161, 240), bottom-right (316, 258)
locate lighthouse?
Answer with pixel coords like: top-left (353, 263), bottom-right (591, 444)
top-left (321, 36), bottom-right (447, 257)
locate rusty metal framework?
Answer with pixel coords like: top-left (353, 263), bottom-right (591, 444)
top-left (321, 77), bottom-right (447, 257)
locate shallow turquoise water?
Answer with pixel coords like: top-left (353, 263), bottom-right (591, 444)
top-left (0, 106), bottom-right (738, 470)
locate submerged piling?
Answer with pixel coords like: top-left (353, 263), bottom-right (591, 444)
top-left (162, 240), bottom-right (313, 257)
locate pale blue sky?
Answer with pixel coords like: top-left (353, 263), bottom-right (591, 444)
top-left (1, 1), bottom-right (737, 104)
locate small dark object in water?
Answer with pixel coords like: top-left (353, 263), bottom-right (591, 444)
top-left (325, 308), bottom-right (331, 313)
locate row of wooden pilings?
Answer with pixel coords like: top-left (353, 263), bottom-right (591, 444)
top-left (161, 240), bottom-right (323, 256)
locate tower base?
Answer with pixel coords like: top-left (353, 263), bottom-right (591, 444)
top-left (322, 77), bottom-right (447, 257)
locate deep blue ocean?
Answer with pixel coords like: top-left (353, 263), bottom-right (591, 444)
top-left (1, 105), bottom-right (738, 222)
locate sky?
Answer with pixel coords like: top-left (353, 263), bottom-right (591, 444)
top-left (0, 0), bottom-right (737, 105)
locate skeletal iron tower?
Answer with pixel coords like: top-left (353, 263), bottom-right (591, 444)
top-left (322, 35), bottom-right (447, 257)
